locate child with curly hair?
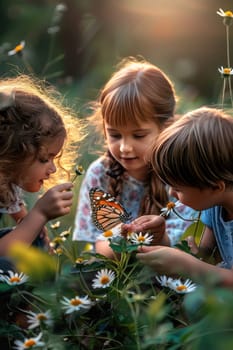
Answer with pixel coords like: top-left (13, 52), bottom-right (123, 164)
top-left (0, 74), bottom-right (81, 256)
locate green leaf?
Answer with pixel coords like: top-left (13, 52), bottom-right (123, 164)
top-left (0, 283), bottom-right (13, 293)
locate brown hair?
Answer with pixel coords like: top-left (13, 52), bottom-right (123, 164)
top-left (89, 57), bottom-right (177, 215)
top-left (151, 106), bottom-right (233, 189)
top-left (0, 74), bottom-right (82, 207)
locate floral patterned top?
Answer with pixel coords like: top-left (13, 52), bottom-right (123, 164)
top-left (73, 156), bottom-right (197, 246)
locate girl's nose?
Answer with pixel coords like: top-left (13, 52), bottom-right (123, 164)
top-left (120, 140), bottom-right (133, 153)
top-left (49, 162), bottom-right (56, 174)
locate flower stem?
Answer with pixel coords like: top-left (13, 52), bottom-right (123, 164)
top-left (226, 25), bottom-right (231, 67)
top-left (221, 78), bottom-right (226, 108)
top-left (172, 208), bottom-right (199, 222)
top-left (225, 25), bottom-right (233, 107)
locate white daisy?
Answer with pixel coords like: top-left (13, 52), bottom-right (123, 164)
top-left (160, 201), bottom-right (176, 217)
top-left (56, 3), bottom-right (67, 12)
top-left (71, 165), bottom-right (85, 182)
top-left (218, 66), bottom-right (233, 77)
top-left (60, 229), bottom-right (71, 239)
top-left (92, 269), bottom-right (115, 289)
top-left (26, 310), bottom-right (53, 329)
top-left (162, 277), bottom-right (197, 294)
top-left (75, 257), bottom-right (89, 265)
top-left (8, 40), bottom-right (25, 56)
top-left (0, 270), bottom-right (29, 285)
top-left (161, 200), bottom-right (197, 222)
top-left (130, 232), bottom-right (153, 245)
top-left (169, 278), bottom-right (197, 294)
top-left (47, 26), bottom-right (60, 35)
top-left (217, 8), bottom-right (233, 17)
top-left (50, 221), bottom-right (61, 229)
top-left (61, 295), bottom-right (92, 314)
top-left (217, 8), bottom-right (233, 26)
top-left (156, 275), bottom-right (174, 288)
top-left (49, 236), bottom-right (65, 250)
top-left (98, 224), bottom-right (122, 241)
top-left (156, 275), bottom-right (196, 293)
top-left (13, 332), bottom-right (44, 349)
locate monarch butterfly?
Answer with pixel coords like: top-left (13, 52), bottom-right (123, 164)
top-left (89, 187), bottom-right (131, 231)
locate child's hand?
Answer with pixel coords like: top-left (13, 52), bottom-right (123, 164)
top-left (136, 245), bottom-right (195, 276)
top-left (122, 215), bottom-right (167, 245)
top-left (35, 183), bottom-right (73, 220)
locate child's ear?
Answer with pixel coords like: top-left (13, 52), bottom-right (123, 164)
top-left (213, 180), bottom-right (225, 192)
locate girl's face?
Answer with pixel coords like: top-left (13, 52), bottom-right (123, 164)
top-left (104, 120), bottom-right (160, 181)
top-left (17, 136), bottom-right (65, 192)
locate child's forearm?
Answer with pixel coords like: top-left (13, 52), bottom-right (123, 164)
top-left (95, 240), bottom-right (118, 259)
top-left (187, 259), bottom-right (233, 288)
top-left (176, 253), bottom-right (233, 288)
top-left (137, 246), bottom-right (233, 289)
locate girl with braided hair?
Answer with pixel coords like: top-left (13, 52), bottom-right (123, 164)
top-left (73, 57), bottom-right (196, 257)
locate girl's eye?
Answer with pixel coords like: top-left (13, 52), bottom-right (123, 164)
top-left (39, 158), bottom-right (49, 164)
top-left (109, 134), bottom-right (121, 139)
top-left (134, 134), bottom-right (146, 138)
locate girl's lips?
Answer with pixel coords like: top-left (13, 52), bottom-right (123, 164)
top-left (120, 157), bottom-right (137, 160)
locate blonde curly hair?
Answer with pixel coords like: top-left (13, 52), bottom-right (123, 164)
top-left (0, 74), bottom-right (83, 207)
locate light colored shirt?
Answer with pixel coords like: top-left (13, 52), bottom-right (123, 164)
top-left (73, 156), bottom-right (197, 246)
top-left (0, 185), bottom-right (24, 214)
top-left (201, 206), bottom-right (233, 269)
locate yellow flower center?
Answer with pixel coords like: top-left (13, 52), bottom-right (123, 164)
top-left (71, 298), bottom-right (82, 306)
top-left (54, 237), bottom-right (63, 244)
top-left (223, 68), bottom-right (232, 74)
top-left (10, 276), bottom-right (21, 283)
top-left (24, 339), bottom-right (36, 347)
top-left (100, 276), bottom-right (110, 285)
top-left (138, 236), bottom-right (145, 242)
top-left (103, 230), bottom-right (113, 238)
top-left (176, 285), bottom-right (187, 292)
top-left (225, 10), bottom-right (233, 17)
top-left (76, 165), bottom-right (84, 174)
top-left (55, 247), bottom-right (63, 255)
top-left (15, 44), bottom-right (24, 52)
top-left (37, 313), bottom-right (47, 321)
top-left (166, 202), bottom-right (176, 209)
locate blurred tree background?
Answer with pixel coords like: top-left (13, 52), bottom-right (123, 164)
top-left (0, 0), bottom-right (232, 105)
top-left (0, 0), bottom-right (232, 229)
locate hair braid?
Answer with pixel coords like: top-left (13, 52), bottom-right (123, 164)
top-left (104, 150), bottom-right (125, 201)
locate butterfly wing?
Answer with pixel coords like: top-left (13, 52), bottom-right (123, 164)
top-left (89, 187), bottom-right (131, 231)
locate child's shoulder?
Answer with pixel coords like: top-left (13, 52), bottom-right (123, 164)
top-left (83, 156), bottom-right (109, 183)
top-left (86, 156), bottom-right (106, 173)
